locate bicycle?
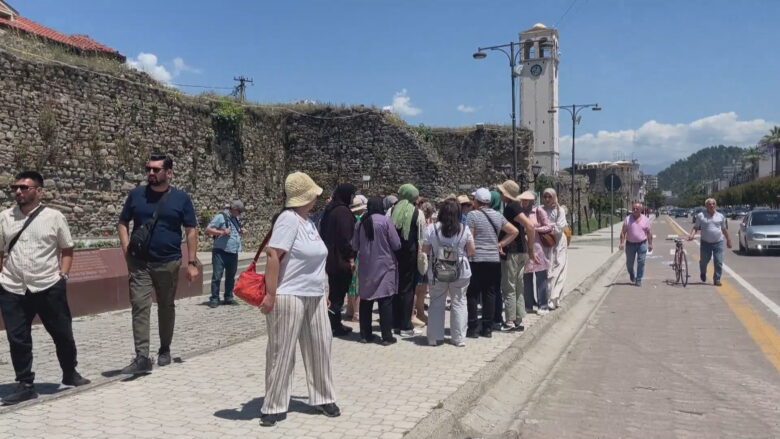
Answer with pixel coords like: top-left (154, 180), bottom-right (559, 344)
top-left (671, 238), bottom-right (689, 287)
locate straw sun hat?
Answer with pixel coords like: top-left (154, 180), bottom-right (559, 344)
top-left (285, 172), bottom-right (323, 207)
top-left (496, 179), bottom-right (521, 200)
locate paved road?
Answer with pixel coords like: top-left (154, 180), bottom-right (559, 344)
top-left (516, 216), bottom-right (780, 438)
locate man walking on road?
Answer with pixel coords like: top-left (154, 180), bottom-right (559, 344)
top-left (0, 171), bottom-right (91, 405)
top-left (205, 200), bottom-right (246, 308)
top-left (619, 202), bottom-right (653, 286)
top-left (688, 198), bottom-right (731, 286)
top-left (117, 153), bottom-right (200, 374)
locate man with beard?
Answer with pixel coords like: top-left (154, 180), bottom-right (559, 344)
top-left (0, 171), bottom-right (91, 405)
top-left (117, 153), bottom-right (199, 374)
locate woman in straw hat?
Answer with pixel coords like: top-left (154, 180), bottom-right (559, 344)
top-left (541, 188), bottom-right (569, 309)
top-left (259, 172), bottom-right (340, 426)
top-left (496, 180), bottom-right (538, 331)
top-left (518, 190), bottom-right (553, 315)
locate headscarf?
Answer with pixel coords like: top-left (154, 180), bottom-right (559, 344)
top-left (390, 184), bottom-right (419, 240)
top-left (360, 197), bottom-right (385, 242)
top-left (319, 183), bottom-right (356, 238)
top-left (542, 188), bottom-right (559, 207)
top-left (383, 195), bottom-right (398, 212)
top-left (490, 190), bottom-right (502, 212)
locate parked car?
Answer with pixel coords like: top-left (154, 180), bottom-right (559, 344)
top-left (738, 210), bottom-right (780, 254)
top-left (673, 208), bottom-right (688, 218)
top-left (730, 208), bottom-right (749, 220)
top-left (691, 207), bottom-right (704, 223)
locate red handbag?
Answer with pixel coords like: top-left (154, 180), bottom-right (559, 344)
top-left (233, 230), bottom-right (273, 307)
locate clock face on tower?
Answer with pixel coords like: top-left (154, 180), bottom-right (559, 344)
top-left (530, 64), bottom-right (543, 77)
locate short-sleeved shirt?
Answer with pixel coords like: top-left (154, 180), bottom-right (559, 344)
top-left (623, 214), bottom-right (651, 243)
top-left (0, 205), bottom-right (74, 294)
top-left (208, 211), bottom-right (243, 253)
top-left (501, 201), bottom-right (527, 254)
top-left (466, 208), bottom-right (508, 262)
top-left (119, 186), bottom-right (198, 263)
top-left (268, 210), bottom-right (328, 297)
top-left (424, 223), bottom-right (473, 279)
top-left (695, 211), bottom-right (726, 243)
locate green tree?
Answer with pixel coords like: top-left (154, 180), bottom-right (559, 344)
top-left (760, 126), bottom-right (780, 177)
top-left (742, 146), bottom-right (763, 179)
top-left (644, 188), bottom-right (665, 209)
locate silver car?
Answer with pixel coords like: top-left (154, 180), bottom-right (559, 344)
top-left (738, 210), bottom-right (780, 254)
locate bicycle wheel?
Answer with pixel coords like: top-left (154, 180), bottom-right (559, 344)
top-left (680, 251), bottom-right (688, 287)
top-left (674, 251), bottom-right (682, 284)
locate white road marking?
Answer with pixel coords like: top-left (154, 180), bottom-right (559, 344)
top-left (668, 216), bottom-right (780, 319)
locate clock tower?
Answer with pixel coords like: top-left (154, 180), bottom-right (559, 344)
top-left (519, 23), bottom-right (559, 175)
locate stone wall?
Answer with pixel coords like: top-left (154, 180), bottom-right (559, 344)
top-left (0, 47), bottom-right (533, 249)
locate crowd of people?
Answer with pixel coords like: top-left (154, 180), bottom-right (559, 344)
top-left (254, 170), bottom-right (573, 425)
top-left (0, 156), bottom-right (573, 428)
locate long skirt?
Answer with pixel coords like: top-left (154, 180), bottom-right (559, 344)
top-left (547, 239), bottom-right (568, 307)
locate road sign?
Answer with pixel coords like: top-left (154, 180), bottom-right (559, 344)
top-left (605, 174), bottom-right (622, 192)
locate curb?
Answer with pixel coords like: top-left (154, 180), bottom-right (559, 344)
top-left (406, 249), bottom-right (623, 439)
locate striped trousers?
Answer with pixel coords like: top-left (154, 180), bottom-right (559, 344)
top-left (262, 295), bottom-right (337, 415)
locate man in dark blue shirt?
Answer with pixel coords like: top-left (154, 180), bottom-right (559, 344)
top-left (117, 153), bottom-right (199, 374)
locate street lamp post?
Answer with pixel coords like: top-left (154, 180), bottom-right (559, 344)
top-left (549, 104), bottom-right (601, 232)
top-left (473, 41), bottom-right (523, 181)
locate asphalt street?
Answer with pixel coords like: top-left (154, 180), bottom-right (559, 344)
top-left (513, 215), bottom-right (780, 439)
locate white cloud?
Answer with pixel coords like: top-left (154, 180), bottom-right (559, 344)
top-left (561, 112), bottom-right (777, 173)
top-left (383, 89), bottom-right (422, 116)
top-left (457, 104), bottom-right (477, 113)
top-left (127, 53), bottom-right (199, 85)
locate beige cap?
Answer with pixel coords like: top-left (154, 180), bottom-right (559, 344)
top-left (285, 172), bottom-right (323, 207)
top-left (456, 195), bottom-right (471, 205)
top-left (518, 190), bottom-right (536, 201)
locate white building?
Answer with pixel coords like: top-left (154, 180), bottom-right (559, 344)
top-left (519, 23), bottom-right (559, 176)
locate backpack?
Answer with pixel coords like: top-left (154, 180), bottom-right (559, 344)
top-left (213, 211), bottom-right (231, 241)
top-left (432, 224), bottom-right (463, 283)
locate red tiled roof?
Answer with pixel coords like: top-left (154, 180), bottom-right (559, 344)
top-left (0, 15), bottom-right (121, 56)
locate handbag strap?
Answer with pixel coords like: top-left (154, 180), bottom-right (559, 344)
top-left (478, 209), bottom-right (499, 237)
top-left (6, 205), bottom-right (46, 254)
top-left (252, 229), bottom-right (273, 263)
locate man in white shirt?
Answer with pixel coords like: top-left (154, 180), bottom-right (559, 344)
top-left (0, 171), bottom-right (90, 405)
top-left (688, 198), bottom-right (731, 286)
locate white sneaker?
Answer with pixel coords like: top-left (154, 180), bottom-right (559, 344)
top-left (548, 302), bottom-right (557, 310)
top-left (537, 308), bottom-right (549, 316)
top-left (399, 328), bottom-right (422, 337)
top-left (453, 340), bottom-right (466, 347)
top-left (500, 322), bottom-right (516, 332)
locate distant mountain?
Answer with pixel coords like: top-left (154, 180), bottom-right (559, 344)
top-left (657, 145), bottom-right (745, 191)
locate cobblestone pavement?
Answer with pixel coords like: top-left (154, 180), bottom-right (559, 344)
top-left (0, 232), bottom-right (614, 438)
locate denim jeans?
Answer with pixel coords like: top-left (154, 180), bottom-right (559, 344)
top-left (523, 270), bottom-right (549, 309)
top-left (210, 249), bottom-right (239, 302)
top-left (700, 240), bottom-right (724, 282)
top-left (625, 241), bottom-right (648, 281)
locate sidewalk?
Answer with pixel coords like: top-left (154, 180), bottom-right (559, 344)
top-left (0, 234), bottom-right (618, 438)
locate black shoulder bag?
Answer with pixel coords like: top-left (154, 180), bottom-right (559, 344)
top-left (128, 190), bottom-right (171, 260)
top-left (6, 206), bottom-right (46, 254)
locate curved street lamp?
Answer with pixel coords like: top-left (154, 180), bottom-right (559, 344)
top-left (472, 41), bottom-right (522, 182)
top-left (549, 104), bottom-right (602, 234)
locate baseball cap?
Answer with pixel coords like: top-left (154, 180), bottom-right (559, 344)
top-left (472, 188), bottom-right (491, 204)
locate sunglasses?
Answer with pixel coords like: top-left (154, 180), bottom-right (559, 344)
top-left (10, 184), bottom-right (38, 192)
top-left (145, 166), bottom-right (164, 174)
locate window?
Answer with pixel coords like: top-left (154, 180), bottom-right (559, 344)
top-left (751, 211), bottom-right (780, 226)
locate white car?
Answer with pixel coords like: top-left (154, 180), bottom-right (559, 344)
top-left (738, 210), bottom-right (780, 254)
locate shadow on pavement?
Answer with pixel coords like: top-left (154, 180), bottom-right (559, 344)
top-left (0, 382), bottom-right (60, 399)
top-left (214, 396), bottom-right (316, 421)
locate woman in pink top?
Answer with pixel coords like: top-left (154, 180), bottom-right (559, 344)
top-left (518, 191), bottom-right (553, 315)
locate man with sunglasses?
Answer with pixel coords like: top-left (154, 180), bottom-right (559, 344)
top-left (0, 171), bottom-right (91, 405)
top-left (117, 153), bottom-right (199, 374)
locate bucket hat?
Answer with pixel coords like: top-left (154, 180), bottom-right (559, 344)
top-left (285, 172), bottom-right (323, 208)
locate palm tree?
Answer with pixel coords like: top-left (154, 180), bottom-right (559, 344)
top-left (760, 126), bottom-right (780, 177)
top-left (742, 146), bottom-right (763, 180)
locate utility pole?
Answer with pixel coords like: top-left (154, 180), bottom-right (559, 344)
top-left (232, 76), bottom-right (253, 101)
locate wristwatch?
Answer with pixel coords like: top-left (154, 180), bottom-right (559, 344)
top-left (188, 260), bottom-right (199, 268)
top-left (60, 272), bottom-right (70, 281)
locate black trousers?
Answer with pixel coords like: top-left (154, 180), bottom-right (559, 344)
top-left (0, 279), bottom-right (77, 384)
top-left (327, 271), bottom-right (352, 331)
top-left (393, 248), bottom-right (416, 331)
top-left (466, 261), bottom-right (501, 333)
top-left (359, 296), bottom-right (393, 341)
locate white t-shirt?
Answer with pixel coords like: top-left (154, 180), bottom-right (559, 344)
top-left (423, 222), bottom-right (473, 279)
top-left (268, 210), bottom-right (328, 296)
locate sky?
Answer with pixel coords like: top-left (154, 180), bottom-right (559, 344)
top-left (14, 0), bottom-right (780, 174)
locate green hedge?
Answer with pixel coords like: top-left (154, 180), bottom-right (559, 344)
top-left (714, 176), bottom-right (780, 206)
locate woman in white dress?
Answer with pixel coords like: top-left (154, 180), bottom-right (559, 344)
top-left (541, 188), bottom-right (568, 310)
